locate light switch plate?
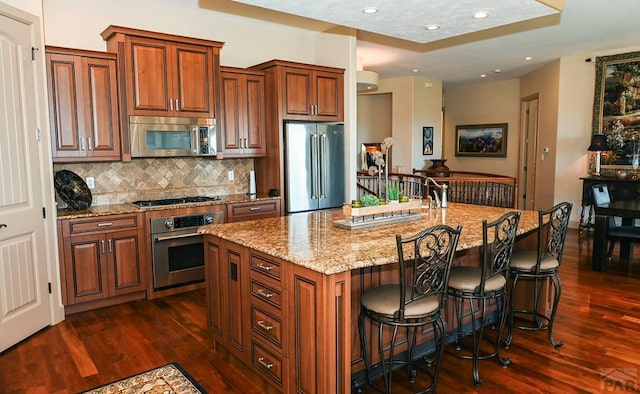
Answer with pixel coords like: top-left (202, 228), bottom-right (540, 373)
top-left (228, 171), bottom-right (234, 181)
top-left (86, 177), bottom-right (95, 189)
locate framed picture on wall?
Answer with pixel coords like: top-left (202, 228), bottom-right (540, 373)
top-left (423, 127), bottom-right (433, 155)
top-left (455, 123), bottom-right (508, 157)
top-left (592, 50), bottom-right (640, 166)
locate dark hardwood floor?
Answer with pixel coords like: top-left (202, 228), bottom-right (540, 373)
top-left (2, 229), bottom-right (640, 393)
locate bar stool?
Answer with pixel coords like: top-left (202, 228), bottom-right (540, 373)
top-left (505, 201), bottom-right (572, 349)
top-left (358, 224), bottom-right (462, 393)
top-left (447, 211), bottom-right (521, 386)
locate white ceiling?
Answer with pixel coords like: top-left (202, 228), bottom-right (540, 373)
top-left (231, 0), bottom-right (560, 44)
top-left (227, 0), bottom-right (640, 86)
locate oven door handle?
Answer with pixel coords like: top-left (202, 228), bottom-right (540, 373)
top-left (154, 233), bottom-right (201, 242)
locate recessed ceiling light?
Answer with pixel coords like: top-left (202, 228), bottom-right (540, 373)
top-left (473, 11), bottom-right (488, 19)
top-left (425, 24), bottom-right (440, 31)
top-left (480, 74), bottom-right (487, 78)
top-left (362, 7), bottom-right (379, 14)
top-left (412, 69), bottom-right (419, 72)
top-left (494, 69), bottom-right (502, 73)
top-left (524, 56), bottom-right (533, 61)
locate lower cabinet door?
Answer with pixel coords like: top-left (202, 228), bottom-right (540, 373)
top-left (108, 229), bottom-right (144, 295)
top-left (64, 233), bottom-right (109, 304)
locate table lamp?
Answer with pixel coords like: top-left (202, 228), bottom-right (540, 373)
top-left (587, 134), bottom-right (609, 176)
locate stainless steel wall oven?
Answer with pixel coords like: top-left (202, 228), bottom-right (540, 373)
top-left (147, 208), bottom-right (224, 290)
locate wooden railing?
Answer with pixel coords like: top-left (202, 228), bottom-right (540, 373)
top-left (356, 169), bottom-right (518, 208)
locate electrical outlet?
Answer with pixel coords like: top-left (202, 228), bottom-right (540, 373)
top-left (228, 171), bottom-right (234, 181)
top-left (86, 177), bottom-right (95, 189)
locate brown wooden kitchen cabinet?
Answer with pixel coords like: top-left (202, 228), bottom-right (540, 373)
top-left (226, 199), bottom-right (281, 223)
top-left (253, 60), bottom-right (344, 121)
top-left (204, 235), bottom-right (347, 393)
top-left (59, 213), bottom-right (146, 313)
top-left (101, 26), bottom-right (223, 119)
top-left (219, 67), bottom-right (266, 158)
top-left (205, 237), bottom-right (290, 392)
top-left (46, 46), bottom-right (121, 162)
top-left (205, 238), bottom-right (250, 364)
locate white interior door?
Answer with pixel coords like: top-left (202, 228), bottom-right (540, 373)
top-left (0, 8), bottom-right (52, 352)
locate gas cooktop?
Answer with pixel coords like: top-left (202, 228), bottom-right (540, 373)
top-left (132, 196), bottom-right (221, 207)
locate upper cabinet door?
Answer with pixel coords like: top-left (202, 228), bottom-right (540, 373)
top-left (127, 36), bottom-right (172, 115)
top-left (174, 42), bottom-right (215, 118)
top-left (84, 56), bottom-right (121, 158)
top-left (313, 70), bottom-right (343, 120)
top-left (47, 52), bottom-right (85, 159)
top-left (219, 68), bottom-right (266, 158)
top-left (283, 68), bottom-right (313, 118)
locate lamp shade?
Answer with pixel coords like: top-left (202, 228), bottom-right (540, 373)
top-left (588, 134), bottom-right (610, 151)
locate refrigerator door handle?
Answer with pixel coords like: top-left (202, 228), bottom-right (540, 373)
top-left (320, 133), bottom-right (328, 198)
top-left (310, 133), bottom-right (319, 199)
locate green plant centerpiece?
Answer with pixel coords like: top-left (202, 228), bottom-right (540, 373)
top-left (386, 181), bottom-right (399, 201)
top-left (360, 194), bottom-right (380, 207)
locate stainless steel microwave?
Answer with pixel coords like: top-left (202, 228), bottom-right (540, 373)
top-left (130, 116), bottom-right (216, 158)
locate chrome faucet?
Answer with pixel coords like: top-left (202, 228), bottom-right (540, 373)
top-left (425, 177), bottom-right (448, 208)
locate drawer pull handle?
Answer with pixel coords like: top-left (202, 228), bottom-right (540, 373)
top-left (97, 222), bottom-right (113, 227)
top-left (257, 289), bottom-right (274, 299)
top-left (249, 207), bottom-right (261, 211)
top-left (257, 320), bottom-right (273, 331)
top-left (0, 224), bottom-right (6, 229)
top-left (258, 357), bottom-right (273, 369)
top-left (255, 262), bottom-right (273, 271)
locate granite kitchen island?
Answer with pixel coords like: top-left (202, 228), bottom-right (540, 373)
top-left (199, 203), bottom-right (540, 393)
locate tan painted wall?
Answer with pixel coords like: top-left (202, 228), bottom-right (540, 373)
top-left (3, 0), bottom-right (40, 15)
top-left (443, 79), bottom-right (521, 177)
top-left (361, 76), bottom-right (443, 174)
top-left (521, 60), bottom-right (560, 211)
top-left (357, 94), bottom-right (392, 170)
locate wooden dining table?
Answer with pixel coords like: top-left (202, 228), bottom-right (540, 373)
top-left (592, 199), bottom-right (640, 271)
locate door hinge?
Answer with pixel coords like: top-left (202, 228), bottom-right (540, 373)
top-left (36, 128), bottom-right (41, 142)
top-left (48, 282), bottom-right (52, 294)
top-left (31, 46), bottom-right (39, 61)
top-left (42, 207), bottom-right (46, 219)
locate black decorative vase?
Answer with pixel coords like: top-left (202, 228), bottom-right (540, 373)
top-left (426, 159), bottom-right (450, 177)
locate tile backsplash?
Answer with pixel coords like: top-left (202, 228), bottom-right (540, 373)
top-left (53, 157), bottom-right (254, 207)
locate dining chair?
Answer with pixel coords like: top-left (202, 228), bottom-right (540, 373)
top-left (447, 211), bottom-right (521, 386)
top-left (358, 224), bottom-right (462, 393)
top-left (504, 201), bottom-right (572, 349)
top-left (592, 184), bottom-right (640, 262)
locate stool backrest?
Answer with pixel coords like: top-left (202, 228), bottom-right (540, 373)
top-left (395, 224), bottom-right (462, 321)
top-left (537, 201), bottom-right (573, 271)
top-left (480, 211), bottom-right (521, 295)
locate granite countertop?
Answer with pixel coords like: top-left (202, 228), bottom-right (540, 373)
top-left (56, 194), bottom-right (280, 220)
top-left (199, 203), bottom-right (540, 275)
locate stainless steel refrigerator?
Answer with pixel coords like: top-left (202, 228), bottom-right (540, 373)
top-left (284, 121), bottom-right (345, 214)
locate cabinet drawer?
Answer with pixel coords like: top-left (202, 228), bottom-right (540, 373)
top-left (250, 279), bottom-right (282, 309)
top-left (251, 306), bottom-right (283, 349)
top-left (68, 215), bottom-right (138, 234)
top-left (251, 340), bottom-right (285, 388)
top-left (226, 199), bottom-right (280, 222)
top-left (249, 253), bottom-right (282, 282)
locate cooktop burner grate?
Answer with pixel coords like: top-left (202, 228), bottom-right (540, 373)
top-left (132, 196), bottom-right (221, 207)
